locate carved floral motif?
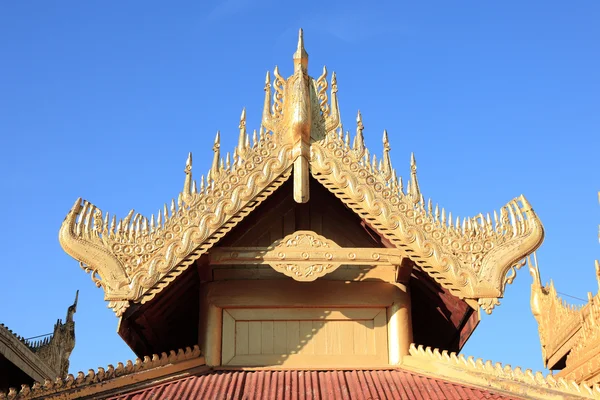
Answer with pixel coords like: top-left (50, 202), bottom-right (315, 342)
top-left (59, 31), bottom-right (544, 316)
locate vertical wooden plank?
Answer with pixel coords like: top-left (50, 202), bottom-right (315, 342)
top-left (340, 321), bottom-right (354, 356)
top-left (298, 321), bottom-right (314, 355)
top-left (353, 321), bottom-right (366, 355)
top-left (313, 321), bottom-right (327, 355)
top-left (261, 321), bottom-right (274, 355)
top-left (286, 321), bottom-right (300, 354)
top-left (221, 310), bottom-right (236, 365)
top-left (326, 321), bottom-right (341, 355)
top-left (365, 319), bottom-right (376, 355)
top-left (374, 310), bottom-right (389, 362)
top-left (236, 321), bottom-right (249, 356)
top-left (273, 321), bottom-right (287, 354)
top-left (248, 321), bottom-right (262, 355)
top-left (283, 210), bottom-right (295, 236)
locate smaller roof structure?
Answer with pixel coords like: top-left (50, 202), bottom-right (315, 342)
top-left (0, 293), bottom-right (77, 393)
top-left (530, 192), bottom-right (600, 385)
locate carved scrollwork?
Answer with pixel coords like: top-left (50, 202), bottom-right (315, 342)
top-left (60, 31), bottom-right (544, 316)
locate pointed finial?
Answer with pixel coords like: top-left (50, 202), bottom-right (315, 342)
top-left (293, 28), bottom-right (309, 72)
top-left (382, 130), bottom-right (392, 179)
top-left (409, 152), bottom-right (421, 204)
top-left (211, 131), bottom-right (221, 180)
top-left (238, 108), bottom-right (247, 156)
top-left (355, 110), bottom-right (365, 155)
top-left (183, 152), bottom-right (193, 199)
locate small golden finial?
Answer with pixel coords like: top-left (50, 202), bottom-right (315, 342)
top-left (409, 153), bottom-right (421, 204)
top-left (293, 28), bottom-right (308, 72)
top-left (238, 108), bottom-right (247, 156)
top-left (211, 131), bottom-right (221, 181)
top-left (183, 152), bottom-right (193, 200)
top-left (382, 130), bottom-right (392, 179)
top-left (355, 110), bottom-right (365, 155)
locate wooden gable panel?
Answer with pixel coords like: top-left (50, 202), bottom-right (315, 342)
top-left (218, 178), bottom-right (384, 248)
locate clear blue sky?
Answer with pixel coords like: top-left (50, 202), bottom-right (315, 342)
top-left (0, 1), bottom-right (598, 376)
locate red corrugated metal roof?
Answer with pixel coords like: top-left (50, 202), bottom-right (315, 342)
top-left (108, 369), bottom-right (521, 400)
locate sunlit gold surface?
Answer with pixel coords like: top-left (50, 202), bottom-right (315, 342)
top-left (530, 192), bottom-right (600, 385)
top-left (59, 30), bottom-right (544, 316)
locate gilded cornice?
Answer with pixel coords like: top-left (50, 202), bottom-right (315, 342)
top-left (0, 345), bottom-right (203, 400)
top-left (59, 30), bottom-right (544, 316)
top-left (406, 344), bottom-right (600, 399)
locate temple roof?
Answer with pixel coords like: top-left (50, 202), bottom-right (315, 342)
top-left (2, 343), bottom-right (597, 399)
top-left (59, 30), bottom-right (544, 317)
top-left (0, 293), bottom-right (77, 388)
top-left (530, 192), bottom-right (600, 384)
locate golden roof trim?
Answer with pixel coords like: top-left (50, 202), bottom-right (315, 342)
top-left (406, 343), bottom-right (600, 399)
top-left (59, 30), bottom-right (544, 316)
top-left (0, 345), bottom-right (203, 400)
top-left (530, 193), bottom-right (600, 383)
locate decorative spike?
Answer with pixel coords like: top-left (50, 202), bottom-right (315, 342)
top-left (116, 220), bottom-right (122, 234)
top-left (211, 131), bottom-right (221, 180)
top-left (183, 152), bottom-right (193, 195)
top-left (245, 133), bottom-right (250, 150)
top-left (372, 154), bottom-right (377, 171)
top-left (226, 152), bottom-right (231, 170)
top-left (142, 218), bottom-right (149, 235)
top-left (344, 131), bottom-right (350, 147)
top-left (163, 204), bottom-right (169, 221)
top-left (398, 176), bottom-right (404, 193)
top-left (177, 193), bottom-right (183, 210)
top-left (435, 204), bottom-right (439, 221)
top-left (442, 208), bottom-right (446, 225)
top-left (200, 175), bottom-right (205, 192)
top-left (364, 148), bottom-right (370, 168)
top-left (157, 210), bottom-right (162, 228)
top-left (456, 216), bottom-right (460, 231)
top-left (150, 214), bottom-right (155, 232)
top-left (355, 110), bottom-right (365, 155)
top-left (84, 206), bottom-right (94, 236)
top-left (171, 199), bottom-right (176, 215)
top-left (253, 129), bottom-right (258, 147)
top-left (238, 108), bottom-right (247, 155)
top-left (462, 218), bottom-right (467, 234)
top-left (493, 210), bottom-right (499, 229)
top-left (262, 71), bottom-right (272, 123)
top-left (110, 215), bottom-right (116, 235)
top-left (220, 157), bottom-right (224, 171)
top-left (192, 180), bottom-right (197, 194)
top-left (428, 199), bottom-right (433, 215)
top-left (260, 125), bottom-right (266, 141)
top-left (409, 153), bottom-right (421, 205)
top-left (103, 212), bottom-right (109, 234)
top-left (381, 130), bottom-right (392, 179)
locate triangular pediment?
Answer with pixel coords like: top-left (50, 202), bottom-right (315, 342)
top-left (59, 32), bottom-right (544, 317)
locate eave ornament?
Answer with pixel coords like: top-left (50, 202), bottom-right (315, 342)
top-left (59, 30), bottom-right (544, 316)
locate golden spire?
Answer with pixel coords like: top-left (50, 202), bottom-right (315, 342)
top-left (211, 131), bottom-right (221, 181)
top-left (288, 28), bottom-right (311, 204)
top-left (293, 28), bottom-right (308, 73)
top-left (409, 153), bottom-right (421, 204)
top-left (382, 130), bottom-right (392, 179)
top-left (182, 152), bottom-right (193, 203)
top-left (238, 108), bottom-right (247, 156)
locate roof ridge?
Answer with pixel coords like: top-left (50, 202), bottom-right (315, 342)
top-left (0, 345), bottom-right (202, 400)
top-left (0, 323), bottom-right (30, 346)
top-left (408, 343), bottom-right (600, 399)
